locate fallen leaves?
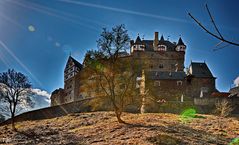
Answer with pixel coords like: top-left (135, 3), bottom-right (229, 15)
top-left (0, 111), bottom-right (238, 145)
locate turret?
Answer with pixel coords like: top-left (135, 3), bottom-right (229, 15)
top-left (158, 35), bottom-right (167, 51)
top-left (131, 34), bottom-right (145, 52)
top-left (175, 37), bottom-right (186, 52)
top-left (64, 56), bottom-right (82, 81)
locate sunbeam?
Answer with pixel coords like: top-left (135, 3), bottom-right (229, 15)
top-left (58, 0), bottom-right (189, 23)
top-left (0, 50), bottom-right (11, 68)
top-left (0, 40), bottom-right (43, 87)
top-left (25, 0), bottom-right (107, 27)
top-left (4, 0), bottom-right (99, 32)
top-left (0, 12), bottom-right (25, 30)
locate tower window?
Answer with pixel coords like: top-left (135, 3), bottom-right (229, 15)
top-left (158, 45), bottom-right (167, 51)
top-left (201, 87), bottom-right (208, 92)
top-left (133, 45), bottom-right (145, 51)
top-left (176, 45), bottom-right (185, 51)
top-left (171, 64), bottom-right (175, 69)
top-left (159, 64), bottom-right (164, 68)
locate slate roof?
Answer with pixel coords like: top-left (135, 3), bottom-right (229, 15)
top-left (131, 34), bottom-right (185, 51)
top-left (68, 56), bottom-right (83, 69)
top-left (229, 86), bottom-right (239, 94)
top-left (141, 40), bottom-right (177, 51)
top-left (229, 86), bottom-right (239, 97)
top-left (147, 71), bottom-right (186, 80)
top-left (135, 36), bottom-right (142, 44)
top-left (177, 37), bottom-right (185, 46)
top-left (189, 62), bottom-right (214, 78)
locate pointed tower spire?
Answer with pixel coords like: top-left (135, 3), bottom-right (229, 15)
top-left (177, 37), bottom-right (185, 45)
top-left (160, 35), bottom-right (164, 41)
top-left (135, 34), bottom-right (142, 44)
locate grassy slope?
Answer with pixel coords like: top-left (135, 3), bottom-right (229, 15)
top-left (0, 112), bottom-right (238, 145)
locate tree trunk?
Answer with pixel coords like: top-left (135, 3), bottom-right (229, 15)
top-left (140, 70), bottom-right (146, 114)
top-left (11, 113), bottom-right (16, 131)
top-left (140, 95), bottom-right (146, 114)
top-left (140, 105), bottom-right (146, 113)
top-left (11, 103), bottom-right (17, 131)
top-left (115, 109), bottom-right (125, 124)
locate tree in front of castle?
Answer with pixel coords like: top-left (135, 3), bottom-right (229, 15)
top-left (84, 25), bottom-right (139, 123)
top-left (0, 69), bottom-right (33, 130)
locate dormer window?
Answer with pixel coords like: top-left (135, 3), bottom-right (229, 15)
top-left (132, 44), bottom-right (145, 51)
top-left (157, 45), bottom-right (167, 51)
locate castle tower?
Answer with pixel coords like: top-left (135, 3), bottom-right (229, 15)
top-left (64, 56), bottom-right (83, 103)
top-left (130, 34), bottom-right (145, 52)
top-left (176, 37), bottom-right (186, 52)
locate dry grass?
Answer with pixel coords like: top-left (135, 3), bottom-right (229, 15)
top-left (0, 112), bottom-right (238, 145)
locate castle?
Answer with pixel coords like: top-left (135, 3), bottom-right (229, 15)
top-left (51, 32), bottom-right (226, 110)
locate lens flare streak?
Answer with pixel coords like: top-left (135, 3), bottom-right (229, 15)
top-left (0, 40), bottom-right (43, 87)
top-left (5, 0), bottom-right (99, 32)
top-left (25, 0), bottom-right (107, 27)
top-left (58, 0), bottom-right (189, 23)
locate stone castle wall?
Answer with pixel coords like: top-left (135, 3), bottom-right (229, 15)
top-left (194, 97), bottom-right (239, 114)
top-left (2, 96), bottom-right (239, 126)
top-left (0, 98), bottom-right (93, 126)
top-left (132, 51), bottom-right (185, 72)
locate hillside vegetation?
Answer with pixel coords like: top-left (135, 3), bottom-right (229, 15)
top-left (0, 112), bottom-right (238, 145)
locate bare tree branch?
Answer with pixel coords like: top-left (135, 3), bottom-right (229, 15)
top-left (205, 4), bottom-right (224, 39)
top-left (213, 43), bottom-right (230, 51)
top-left (188, 4), bottom-right (239, 47)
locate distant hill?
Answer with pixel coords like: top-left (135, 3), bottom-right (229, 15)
top-left (0, 112), bottom-right (238, 145)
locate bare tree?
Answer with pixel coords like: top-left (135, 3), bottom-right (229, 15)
top-left (214, 99), bottom-right (234, 138)
top-left (214, 99), bottom-right (233, 118)
top-left (188, 4), bottom-right (239, 50)
top-left (0, 69), bottom-right (32, 130)
top-left (84, 25), bottom-right (139, 123)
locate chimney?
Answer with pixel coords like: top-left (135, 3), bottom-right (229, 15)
top-left (153, 32), bottom-right (159, 49)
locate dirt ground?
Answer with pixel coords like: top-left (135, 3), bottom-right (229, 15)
top-left (0, 111), bottom-right (238, 145)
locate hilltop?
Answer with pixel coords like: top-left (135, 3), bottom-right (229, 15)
top-left (0, 112), bottom-right (238, 145)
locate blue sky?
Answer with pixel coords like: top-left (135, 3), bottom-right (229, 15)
top-left (0, 0), bottom-right (238, 93)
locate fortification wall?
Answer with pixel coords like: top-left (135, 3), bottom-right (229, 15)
top-left (1, 98), bottom-right (93, 125)
top-left (194, 97), bottom-right (239, 114)
top-left (1, 96), bottom-right (238, 126)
